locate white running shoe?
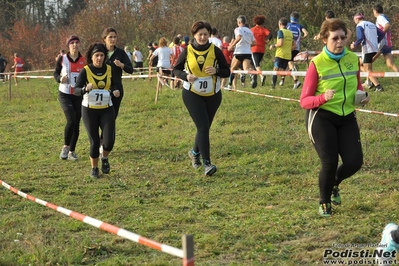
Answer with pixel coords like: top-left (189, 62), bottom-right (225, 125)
top-left (293, 81), bottom-right (302, 89)
top-left (376, 223), bottom-right (399, 264)
top-left (59, 146), bottom-right (69, 160)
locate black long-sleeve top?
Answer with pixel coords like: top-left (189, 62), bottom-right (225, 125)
top-left (173, 40), bottom-right (230, 81)
top-left (105, 46), bottom-right (133, 91)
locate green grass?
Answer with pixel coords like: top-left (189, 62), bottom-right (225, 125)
top-left (0, 60), bottom-right (399, 265)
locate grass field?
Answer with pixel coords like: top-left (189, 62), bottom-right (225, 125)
top-left (0, 59), bottom-right (399, 265)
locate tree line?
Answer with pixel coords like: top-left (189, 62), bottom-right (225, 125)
top-left (0, 0), bottom-right (398, 70)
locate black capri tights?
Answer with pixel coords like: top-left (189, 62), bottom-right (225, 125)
top-left (82, 106), bottom-right (115, 159)
top-left (182, 89), bottom-right (222, 161)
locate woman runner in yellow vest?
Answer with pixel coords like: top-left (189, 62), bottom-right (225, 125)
top-left (74, 43), bottom-right (120, 178)
top-left (173, 20), bottom-right (230, 176)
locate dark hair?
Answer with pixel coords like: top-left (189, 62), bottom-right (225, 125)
top-left (101, 27), bottom-right (117, 41)
top-left (86, 43), bottom-right (107, 65)
top-left (319, 18), bottom-right (348, 41)
top-left (373, 4), bottom-right (383, 14)
top-left (253, 14), bottom-right (266, 25)
top-left (173, 37), bottom-right (181, 45)
top-left (211, 27), bottom-right (218, 35)
top-left (279, 17), bottom-right (289, 27)
top-left (190, 20), bottom-right (212, 36)
top-left (290, 11), bottom-right (300, 20)
top-left (325, 10), bottom-right (335, 19)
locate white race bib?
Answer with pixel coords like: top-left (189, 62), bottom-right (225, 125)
top-left (192, 76), bottom-right (214, 94)
top-left (88, 89), bottom-right (111, 109)
top-left (70, 73), bottom-right (79, 87)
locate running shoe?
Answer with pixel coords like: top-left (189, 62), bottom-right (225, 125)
top-left (261, 75), bottom-right (266, 86)
top-left (59, 146), bottom-right (69, 160)
top-left (101, 157), bottom-right (110, 174)
top-left (362, 80), bottom-right (375, 90)
top-left (279, 79), bottom-right (285, 86)
top-left (90, 167), bottom-right (99, 178)
top-left (240, 74), bottom-right (245, 83)
top-left (251, 74), bottom-right (258, 89)
top-left (376, 223), bottom-right (399, 264)
top-left (318, 203), bottom-right (332, 217)
top-left (67, 152), bottom-right (78, 161)
top-left (293, 81), bottom-right (302, 89)
top-left (375, 85), bottom-right (384, 92)
top-left (204, 163), bottom-right (217, 176)
top-left (331, 186), bottom-right (341, 205)
top-left (188, 149), bottom-right (201, 169)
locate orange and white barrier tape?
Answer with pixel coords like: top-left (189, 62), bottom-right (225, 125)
top-left (233, 70), bottom-right (399, 78)
top-left (222, 87), bottom-right (399, 118)
top-left (0, 179), bottom-right (195, 265)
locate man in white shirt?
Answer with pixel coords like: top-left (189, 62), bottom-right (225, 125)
top-left (228, 15), bottom-right (257, 88)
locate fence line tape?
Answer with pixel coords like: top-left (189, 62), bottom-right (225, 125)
top-left (0, 179), bottom-right (185, 259)
top-left (222, 87), bottom-right (399, 118)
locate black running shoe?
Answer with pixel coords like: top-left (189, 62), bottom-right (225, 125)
top-left (90, 167), bottom-right (99, 178)
top-left (101, 158), bottom-right (110, 174)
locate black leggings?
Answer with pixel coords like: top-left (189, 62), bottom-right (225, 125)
top-left (58, 91), bottom-right (82, 151)
top-left (112, 88), bottom-right (124, 119)
top-left (82, 106), bottom-right (115, 159)
top-left (182, 89), bottom-right (222, 162)
top-left (305, 109), bottom-right (363, 204)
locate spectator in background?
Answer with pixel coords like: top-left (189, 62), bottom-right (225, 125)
top-left (150, 37), bottom-right (173, 87)
top-left (0, 53), bottom-right (8, 83)
top-left (251, 14), bottom-right (272, 86)
top-left (147, 41), bottom-right (158, 81)
top-left (169, 34), bottom-right (185, 48)
top-left (280, 11), bottom-right (308, 89)
top-left (11, 53), bottom-right (26, 86)
top-left (171, 37), bottom-right (183, 88)
top-left (269, 18), bottom-right (294, 89)
top-left (370, 4), bottom-right (399, 88)
top-left (351, 12), bottom-right (383, 92)
top-left (181, 36), bottom-right (190, 49)
top-left (53, 35), bottom-right (85, 161)
top-left (133, 46), bottom-right (144, 76)
top-left (221, 36), bottom-right (234, 88)
top-left (124, 46), bottom-right (133, 62)
top-left (228, 15), bottom-right (257, 89)
top-left (209, 27), bottom-right (222, 49)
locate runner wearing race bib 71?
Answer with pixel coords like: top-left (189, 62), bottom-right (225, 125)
top-left (74, 43), bottom-right (120, 178)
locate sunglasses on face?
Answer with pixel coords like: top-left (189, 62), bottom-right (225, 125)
top-left (330, 36), bottom-right (347, 41)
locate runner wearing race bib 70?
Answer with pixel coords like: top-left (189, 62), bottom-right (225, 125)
top-left (173, 20), bottom-right (230, 176)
